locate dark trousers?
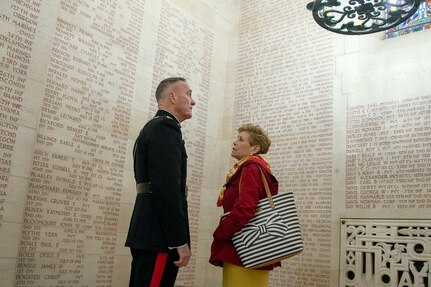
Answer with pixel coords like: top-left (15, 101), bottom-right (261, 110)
top-left (129, 248), bottom-right (179, 287)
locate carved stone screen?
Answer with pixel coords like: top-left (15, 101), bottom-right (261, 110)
top-left (340, 218), bottom-right (431, 287)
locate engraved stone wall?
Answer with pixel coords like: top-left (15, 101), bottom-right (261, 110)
top-left (12, 0), bottom-right (144, 285)
top-left (233, 1), bottom-right (333, 286)
top-left (346, 96), bottom-right (431, 210)
top-left (149, 0), bottom-right (214, 284)
top-left (0, 0), bottom-right (229, 286)
top-left (1, 0), bottom-right (431, 286)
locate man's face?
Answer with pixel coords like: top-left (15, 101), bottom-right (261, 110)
top-left (172, 81), bottom-right (195, 122)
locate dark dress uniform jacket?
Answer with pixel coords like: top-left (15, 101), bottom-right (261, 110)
top-left (125, 110), bottom-right (190, 251)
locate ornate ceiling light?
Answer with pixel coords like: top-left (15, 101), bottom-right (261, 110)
top-left (306, 0), bottom-right (422, 35)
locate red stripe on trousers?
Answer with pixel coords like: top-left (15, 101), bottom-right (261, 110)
top-left (150, 252), bottom-right (168, 287)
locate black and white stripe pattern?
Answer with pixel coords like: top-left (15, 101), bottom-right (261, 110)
top-left (232, 192), bottom-right (303, 268)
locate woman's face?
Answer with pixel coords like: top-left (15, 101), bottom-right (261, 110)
top-left (231, 131), bottom-right (259, 160)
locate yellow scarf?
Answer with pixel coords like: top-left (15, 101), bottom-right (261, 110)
top-left (217, 156), bottom-right (270, 207)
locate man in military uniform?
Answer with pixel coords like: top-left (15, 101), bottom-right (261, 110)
top-left (126, 77), bottom-right (195, 287)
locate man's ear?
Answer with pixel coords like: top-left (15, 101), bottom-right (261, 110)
top-left (168, 91), bottom-right (176, 104)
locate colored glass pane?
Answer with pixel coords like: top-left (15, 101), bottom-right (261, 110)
top-left (387, 0), bottom-right (431, 38)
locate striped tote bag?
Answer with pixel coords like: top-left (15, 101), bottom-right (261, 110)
top-left (231, 168), bottom-right (303, 268)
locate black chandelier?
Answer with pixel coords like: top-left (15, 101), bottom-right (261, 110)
top-left (306, 0), bottom-right (422, 35)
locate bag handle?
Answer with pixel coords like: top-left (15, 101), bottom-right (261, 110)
top-left (225, 164), bottom-right (275, 219)
top-left (256, 165), bottom-right (275, 209)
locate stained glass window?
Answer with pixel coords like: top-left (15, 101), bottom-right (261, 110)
top-left (387, 0), bottom-right (431, 38)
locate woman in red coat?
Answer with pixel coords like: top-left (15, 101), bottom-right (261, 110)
top-left (209, 123), bottom-right (280, 287)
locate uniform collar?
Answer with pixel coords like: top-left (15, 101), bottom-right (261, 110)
top-left (156, 109), bottom-right (181, 127)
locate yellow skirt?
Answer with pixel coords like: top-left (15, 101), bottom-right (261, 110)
top-left (222, 262), bottom-right (270, 287)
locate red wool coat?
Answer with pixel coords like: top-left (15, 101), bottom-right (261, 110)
top-left (209, 155), bottom-right (281, 270)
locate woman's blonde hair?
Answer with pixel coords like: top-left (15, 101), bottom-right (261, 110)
top-left (238, 123), bottom-right (271, 154)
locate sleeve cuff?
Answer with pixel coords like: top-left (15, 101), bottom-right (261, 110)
top-left (168, 243), bottom-right (188, 250)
